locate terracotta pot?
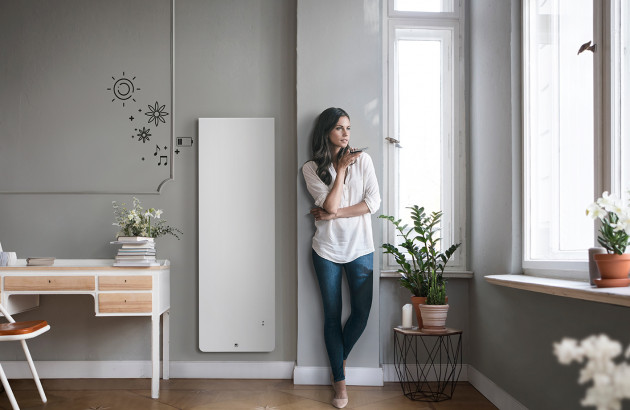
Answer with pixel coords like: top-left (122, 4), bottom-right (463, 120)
top-left (419, 304), bottom-right (450, 334)
top-left (410, 296), bottom-right (426, 329)
top-left (593, 253), bottom-right (630, 287)
top-left (410, 296), bottom-right (448, 329)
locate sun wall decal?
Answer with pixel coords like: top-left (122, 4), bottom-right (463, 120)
top-left (107, 72), bottom-right (141, 107)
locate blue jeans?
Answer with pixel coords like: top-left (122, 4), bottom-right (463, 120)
top-left (311, 249), bottom-right (374, 382)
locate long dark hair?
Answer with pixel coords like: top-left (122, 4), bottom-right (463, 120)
top-left (311, 107), bottom-right (350, 185)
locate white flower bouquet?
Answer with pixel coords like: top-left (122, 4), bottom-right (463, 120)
top-left (554, 334), bottom-right (630, 410)
top-left (112, 197), bottom-right (182, 239)
top-left (586, 192), bottom-right (630, 254)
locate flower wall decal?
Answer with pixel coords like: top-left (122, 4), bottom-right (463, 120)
top-left (136, 127), bottom-right (152, 143)
top-left (145, 101), bottom-right (169, 126)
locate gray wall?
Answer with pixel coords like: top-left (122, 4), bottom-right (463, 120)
top-left (468, 1), bottom-right (630, 409)
top-left (296, 0), bottom-right (383, 371)
top-left (2, 1), bottom-right (620, 407)
top-left (0, 0), bottom-right (297, 363)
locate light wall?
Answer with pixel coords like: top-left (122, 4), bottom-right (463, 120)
top-left (295, 0), bottom-right (383, 371)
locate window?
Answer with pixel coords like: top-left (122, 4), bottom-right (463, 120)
top-left (383, 0), bottom-right (466, 272)
top-left (523, 0), bottom-right (630, 274)
top-left (617, 1), bottom-right (630, 193)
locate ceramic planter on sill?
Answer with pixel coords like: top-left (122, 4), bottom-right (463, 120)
top-left (594, 253), bottom-right (630, 288)
top-left (410, 296), bottom-right (426, 329)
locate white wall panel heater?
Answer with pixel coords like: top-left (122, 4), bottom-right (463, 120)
top-left (198, 118), bottom-right (275, 352)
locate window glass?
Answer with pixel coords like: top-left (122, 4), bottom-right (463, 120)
top-left (525, 0), bottom-right (594, 261)
top-left (622, 1), bottom-right (630, 193)
top-left (397, 37), bottom-right (442, 226)
top-left (394, 0), bottom-right (453, 13)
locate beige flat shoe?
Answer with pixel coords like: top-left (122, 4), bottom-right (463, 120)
top-left (331, 397), bottom-right (348, 408)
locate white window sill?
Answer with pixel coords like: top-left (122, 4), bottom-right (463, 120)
top-left (485, 274), bottom-right (630, 308)
top-left (381, 270), bottom-right (474, 279)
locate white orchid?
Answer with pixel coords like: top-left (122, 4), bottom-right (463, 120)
top-left (613, 213), bottom-right (630, 235)
top-left (597, 192), bottom-right (618, 211)
top-left (588, 191), bottom-right (630, 254)
top-left (587, 202), bottom-right (607, 220)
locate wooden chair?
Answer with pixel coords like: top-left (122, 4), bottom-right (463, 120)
top-left (0, 304), bottom-right (49, 410)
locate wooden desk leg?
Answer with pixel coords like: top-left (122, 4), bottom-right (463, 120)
top-left (163, 310), bottom-right (170, 380)
top-left (151, 313), bottom-right (160, 399)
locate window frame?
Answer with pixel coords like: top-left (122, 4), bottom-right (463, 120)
top-left (521, 0), bottom-right (624, 278)
top-left (382, 0), bottom-right (467, 273)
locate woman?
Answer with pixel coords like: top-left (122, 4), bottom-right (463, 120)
top-left (302, 107), bottom-right (381, 409)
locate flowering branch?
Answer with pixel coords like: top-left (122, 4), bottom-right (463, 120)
top-left (554, 334), bottom-right (630, 410)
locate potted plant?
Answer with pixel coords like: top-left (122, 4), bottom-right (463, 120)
top-left (586, 191), bottom-right (630, 287)
top-left (380, 205), bottom-right (461, 327)
top-left (419, 269), bottom-right (450, 333)
top-left (112, 197), bottom-right (182, 240)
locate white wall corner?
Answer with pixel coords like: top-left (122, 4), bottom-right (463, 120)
top-left (293, 365), bottom-right (383, 386)
top-left (468, 366), bottom-right (528, 410)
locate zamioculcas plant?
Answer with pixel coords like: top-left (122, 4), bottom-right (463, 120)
top-left (380, 205), bottom-right (461, 297)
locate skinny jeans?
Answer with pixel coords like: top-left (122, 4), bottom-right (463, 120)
top-left (311, 249), bottom-right (374, 382)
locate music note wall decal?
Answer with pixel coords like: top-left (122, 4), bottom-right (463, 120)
top-left (158, 155), bottom-right (168, 166)
top-left (154, 145), bottom-right (161, 156)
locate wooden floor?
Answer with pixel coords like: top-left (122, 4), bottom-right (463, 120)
top-left (0, 378), bottom-right (497, 410)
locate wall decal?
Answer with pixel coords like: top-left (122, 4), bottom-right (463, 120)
top-left (108, 75), bottom-right (171, 167)
top-left (136, 127), bottom-right (152, 143)
top-left (0, 0), bottom-right (174, 194)
top-left (176, 137), bottom-right (193, 147)
top-left (145, 101), bottom-right (169, 126)
top-left (107, 72), bottom-right (141, 107)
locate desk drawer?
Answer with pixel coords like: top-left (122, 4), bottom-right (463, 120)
top-left (98, 293), bottom-right (152, 313)
top-left (5, 276), bottom-right (95, 291)
top-left (99, 276), bottom-right (152, 290)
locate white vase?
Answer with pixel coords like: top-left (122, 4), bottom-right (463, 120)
top-left (419, 304), bottom-right (449, 334)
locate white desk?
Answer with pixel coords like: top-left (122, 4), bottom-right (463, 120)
top-left (0, 259), bottom-right (170, 399)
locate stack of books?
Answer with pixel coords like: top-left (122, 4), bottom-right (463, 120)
top-left (112, 237), bottom-right (159, 267)
top-left (26, 257), bottom-right (55, 266)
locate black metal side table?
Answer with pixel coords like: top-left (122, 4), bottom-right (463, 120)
top-left (393, 327), bottom-right (463, 402)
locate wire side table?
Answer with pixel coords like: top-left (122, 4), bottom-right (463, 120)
top-left (393, 327), bottom-right (463, 402)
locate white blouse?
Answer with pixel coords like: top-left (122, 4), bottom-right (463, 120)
top-left (302, 153), bottom-right (381, 264)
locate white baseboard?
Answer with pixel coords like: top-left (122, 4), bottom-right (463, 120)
top-left (293, 365), bottom-right (383, 386)
top-left (171, 361), bottom-right (295, 379)
top-left (2, 361), bottom-right (154, 379)
top-left (467, 366), bottom-right (527, 410)
top-left (1, 361), bottom-right (295, 380)
top-left (381, 363), bottom-right (468, 382)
